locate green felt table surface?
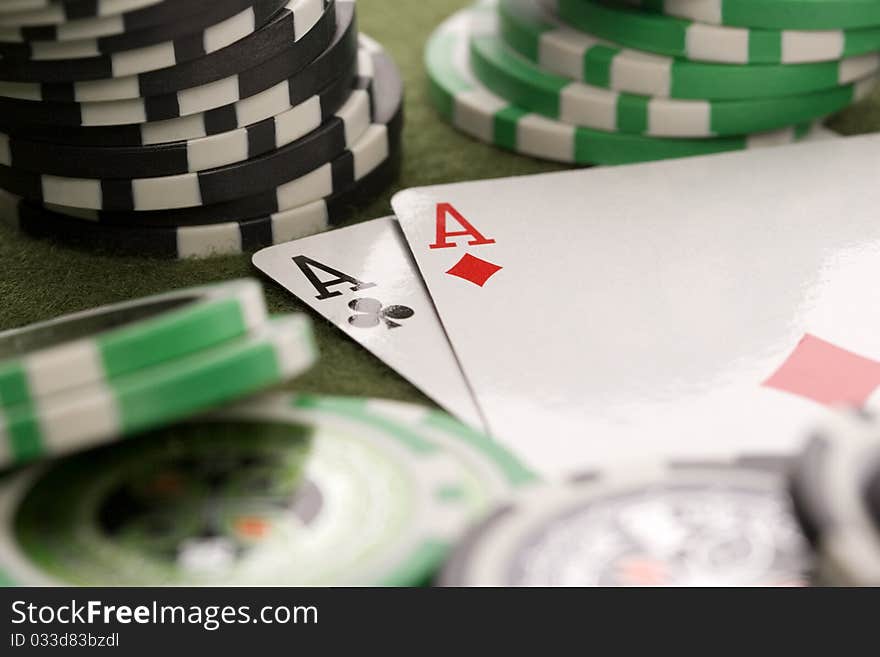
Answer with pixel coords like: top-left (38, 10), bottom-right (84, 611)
top-left (2, 0), bottom-right (880, 409)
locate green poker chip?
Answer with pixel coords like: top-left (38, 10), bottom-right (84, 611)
top-left (502, 0), bottom-right (880, 99)
top-left (470, 26), bottom-right (875, 137)
top-left (615, 0), bottom-right (880, 31)
top-left (0, 278), bottom-right (268, 411)
top-left (427, 1), bottom-right (812, 165)
top-left (0, 394), bottom-right (537, 586)
top-left (0, 315), bottom-right (317, 469)
top-left (555, 0), bottom-right (880, 64)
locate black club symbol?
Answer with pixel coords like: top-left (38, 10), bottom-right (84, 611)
top-left (347, 298), bottom-right (415, 329)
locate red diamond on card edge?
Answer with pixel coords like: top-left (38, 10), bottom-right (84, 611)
top-left (764, 334), bottom-right (880, 407)
top-left (446, 253), bottom-right (503, 287)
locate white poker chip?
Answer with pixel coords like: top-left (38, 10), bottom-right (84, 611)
top-left (441, 457), bottom-right (811, 586)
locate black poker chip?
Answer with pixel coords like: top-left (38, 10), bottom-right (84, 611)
top-left (0, 0), bottom-right (281, 59)
top-left (0, 0), bottom-right (403, 259)
top-left (0, 0), bottom-right (222, 35)
top-left (0, 0), bottom-right (330, 90)
top-left (0, 51), bottom-right (367, 178)
top-left (788, 410), bottom-right (880, 586)
top-left (0, 0), bottom-right (163, 22)
top-left (0, 44), bottom-right (361, 148)
top-left (0, 34), bottom-right (403, 258)
top-left (867, 468), bottom-right (880, 527)
top-left (0, 0), bottom-right (353, 125)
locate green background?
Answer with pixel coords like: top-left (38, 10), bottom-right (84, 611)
top-left (2, 0), bottom-right (880, 408)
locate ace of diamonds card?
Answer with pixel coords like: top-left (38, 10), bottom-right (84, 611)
top-left (393, 133), bottom-right (880, 477)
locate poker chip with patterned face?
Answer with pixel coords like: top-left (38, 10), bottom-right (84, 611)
top-left (0, 394), bottom-right (536, 586)
top-left (440, 459), bottom-right (811, 586)
top-left (789, 410), bottom-right (880, 586)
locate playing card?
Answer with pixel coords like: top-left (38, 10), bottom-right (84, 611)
top-left (393, 133), bottom-right (880, 477)
top-left (252, 216), bottom-right (485, 431)
top-left (804, 124), bottom-right (843, 142)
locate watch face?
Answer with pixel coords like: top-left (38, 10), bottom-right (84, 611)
top-left (508, 482), bottom-right (810, 587)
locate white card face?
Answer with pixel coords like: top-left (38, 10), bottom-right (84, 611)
top-left (804, 124), bottom-right (842, 142)
top-left (252, 216), bottom-right (485, 431)
top-left (393, 133), bottom-right (880, 478)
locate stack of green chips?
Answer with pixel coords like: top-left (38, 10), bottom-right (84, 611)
top-left (426, 0), bottom-right (880, 165)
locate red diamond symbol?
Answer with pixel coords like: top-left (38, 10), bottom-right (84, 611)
top-left (445, 253), bottom-right (502, 287)
top-left (764, 334), bottom-right (880, 407)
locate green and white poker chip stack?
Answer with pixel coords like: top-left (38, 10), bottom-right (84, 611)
top-left (426, 0), bottom-right (880, 165)
top-left (0, 278), bottom-right (318, 469)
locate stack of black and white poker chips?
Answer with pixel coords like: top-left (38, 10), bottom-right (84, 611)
top-left (0, 0), bottom-right (404, 258)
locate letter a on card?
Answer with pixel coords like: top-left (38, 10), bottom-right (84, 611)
top-left (430, 203), bottom-right (496, 249)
